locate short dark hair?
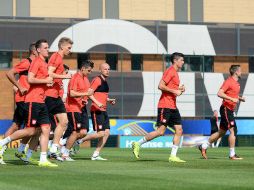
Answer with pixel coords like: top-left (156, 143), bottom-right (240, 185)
top-left (63, 64), bottom-right (69, 71)
top-left (78, 60), bottom-right (94, 70)
top-left (170, 52), bottom-right (184, 64)
top-left (29, 42), bottom-right (36, 55)
top-left (35, 39), bottom-right (48, 49)
top-left (229, 65), bottom-right (240, 76)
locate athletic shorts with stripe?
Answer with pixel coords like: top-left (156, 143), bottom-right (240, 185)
top-left (67, 109), bottom-right (89, 132)
top-left (24, 102), bottom-right (50, 127)
top-left (13, 101), bottom-right (26, 127)
top-left (156, 108), bottom-right (182, 127)
top-left (45, 96), bottom-right (66, 115)
top-left (219, 105), bottom-right (237, 131)
top-left (90, 111), bottom-right (110, 132)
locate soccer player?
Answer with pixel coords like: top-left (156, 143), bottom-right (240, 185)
top-left (199, 65), bottom-right (245, 160)
top-left (0, 39), bottom-right (57, 167)
top-left (210, 110), bottom-right (221, 148)
top-left (45, 37), bottom-right (73, 160)
top-left (0, 43), bottom-right (38, 164)
top-left (132, 52), bottom-right (186, 162)
top-left (78, 63), bottom-right (116, 161)
top-left (61, 60), bottom-right (94, 161)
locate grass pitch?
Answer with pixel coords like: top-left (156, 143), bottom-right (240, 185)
top-left (0, 147), bottom-right (254, 190)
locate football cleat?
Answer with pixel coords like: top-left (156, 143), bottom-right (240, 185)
top-left (91, 156), bottom-right (107, 161)
top-left (168, 156), bottom-right (186, 163)
top-left (229, 154), bottom-right (243, 160)
top-left (132, 142), bottom-right (140, 159)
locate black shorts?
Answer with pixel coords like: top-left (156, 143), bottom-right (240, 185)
top-left (13, 101), bottom-right (26, 126)
top-left (49, 114), bottom-right (58, 132)
top-left (156, 108), bottom-right (182, 127)
top-left (67, 111), bottom-right (89, 132)
top-left (45, 96), bottom-right (66, 115)
top-left (219, 105), bottom-right (237, 131)
top-left (91, 111), bottom-right (110, 132)
top-left (24, 102), bottom-right (50, 127)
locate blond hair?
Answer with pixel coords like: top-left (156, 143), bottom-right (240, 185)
top-left (58, 37), bottom-right (73, 49)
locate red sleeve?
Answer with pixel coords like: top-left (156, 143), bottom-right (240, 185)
top-left (48, 53), bottom-right (62, 68)
top-left (162, 69), bottom-right (173, 84)
top-left (14, 59), bottom-right (30, 73)
top-left (90, 77), bottom-right (101, 91)
top-left (220, 79), bottom-right (230, 92)
top-left (28, 60), bottom-right (40, 75)
top-left (69, 75), bottom-right (79, 91)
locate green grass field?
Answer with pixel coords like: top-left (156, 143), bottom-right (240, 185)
top-left (0, 147), bottom-right (254, 190)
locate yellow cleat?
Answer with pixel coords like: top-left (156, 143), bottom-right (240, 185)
top-left (169, 156), bottom-right (186, 163)
top-left (132, 142), bottom-right (140, 159)
top-left (38, 160), bottom-right (58, 167)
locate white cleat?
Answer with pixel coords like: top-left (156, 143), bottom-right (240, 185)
top-left (91, 156), bottom-right (108, 161)
top-left (62, 156), bottom-right (75, 162)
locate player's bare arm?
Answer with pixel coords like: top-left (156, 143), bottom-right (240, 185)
top-left (217, 89), bottom-right (239, 103)
top-left (48, 66), bottom-right (72, 79)
top-left (158, 79), bottom-right (182, 96)
top-left (28, 72), bottom-right (53, 84)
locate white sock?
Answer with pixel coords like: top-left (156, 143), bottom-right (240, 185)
top-left (92, 151), bottom-right (99, 158)
top-left (170, 145), bottom-right (179, 157)
top-left (26, 149), bottom-right (33, 159)
top-left (50, 144), bottom-right (59, 153)
top-left (18, 143), bottom-right (26, 153)
top-left (61, 146), bottom-right (67, 155)
top-left (137, 137), bottom-right (147, 145)
top-left (39, 152), bottom-right (47, 163)
top-left (0, 136), bottom-right (11, 146)
top-left (63, 148), bottom-right (70, 157)
top-left (229, 148), bottom-right (235, 157)
top-left (77, 139), bottom-right (83, 144)
top-left (59, 138), bottom-right (67, 146)
top-left (201, 142), bottom-right (210, 149)
top-left (48, 140), bottom-right (53, 148)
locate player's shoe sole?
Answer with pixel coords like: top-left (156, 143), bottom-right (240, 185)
top-left (168, 156), bottom-right (186, 163)
top-left (91, 156), bottom-right (107, 161)
top-left (198, 145), bottom-right (208, 159)
top-left (132, 142), bottom-right (140, 159)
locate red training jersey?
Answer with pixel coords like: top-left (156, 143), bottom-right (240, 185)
top-left (13, 58), bottom-right (31, 102)
top-left (90, 76), bottom-right (109, 112)
top-left (25, 56), bottom-right (49, 103)
top-left (220, 76), bottom-right (240, 111)
top-left (65, 73), bottom-right (90, 113)
top-left (158, 66), bottom-right (180, 109)
top-left (45, 52), bottom-right (64, 98)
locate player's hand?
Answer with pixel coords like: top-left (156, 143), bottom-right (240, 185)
top-left (19, 86), bottom-right (28, 95)
top-left (175, 90), bottom-right (182, 96)
top-left (108, 98), bottom-right (116, 105)
top-left (231, 98), bottom-right (239, 103)
top-left (179, 84), bottom-right (185, 92)
top-left (97, 102), bottom-right (104, 108)
top-left (65, 73), bottom-right (72, 79)
top-left (239, 96), bottom-right (246, 102)
top-left (46, 76), bottom-right (54, 86)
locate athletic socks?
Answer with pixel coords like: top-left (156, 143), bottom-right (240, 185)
top-left (201, 142), bottom-right (210, 149)
top-left (59, 138), bottom-right (67, 146)
top-left (39, 152), bottom-right (47, 163)
top-left (26, 149), bottom-right (33, 159)
top-left (229, 148), bottom-right (235, 157)
top-left (50, 144), bottom-right (59, 153)
top-left (18, 143), bottom-right (26, 153)
top-left (170, 145), bottom-right (179, 157)
top-left (0, 136), bottom-right (11, 147)
top-left (137, 137), bottom-right (147, 145)
top-left (92, 151), bottom-right (100, 158)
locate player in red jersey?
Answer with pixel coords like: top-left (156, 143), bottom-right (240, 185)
top-left (61, 60), bottom-right (94, 161)
top-left (132, 52), bottom-right (186, 162)
top-left (199, 65), bottom-right (245, 160)
top-left (0, 39), bottom-right (57, 167)
top-left (78, 63), bottom-right (116, 160)
top-left (45, 37), bottom-right (73, 161)
top-left (0, 43), bottom-right (38, 164)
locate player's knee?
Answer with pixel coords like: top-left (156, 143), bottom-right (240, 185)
top-left (105, 129), bottom-right (110, 137)
top-left (175, 128), bottom-right (183, 135)
top-left (79, 129), bottom-right (87, 137)
top-left (158, 130), bottom-right (165, 136)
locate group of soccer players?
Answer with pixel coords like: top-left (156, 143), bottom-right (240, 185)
top-left (0, 37), bottom-right (115, 167)
top-left (0, 40), bottom-right (245, 166)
